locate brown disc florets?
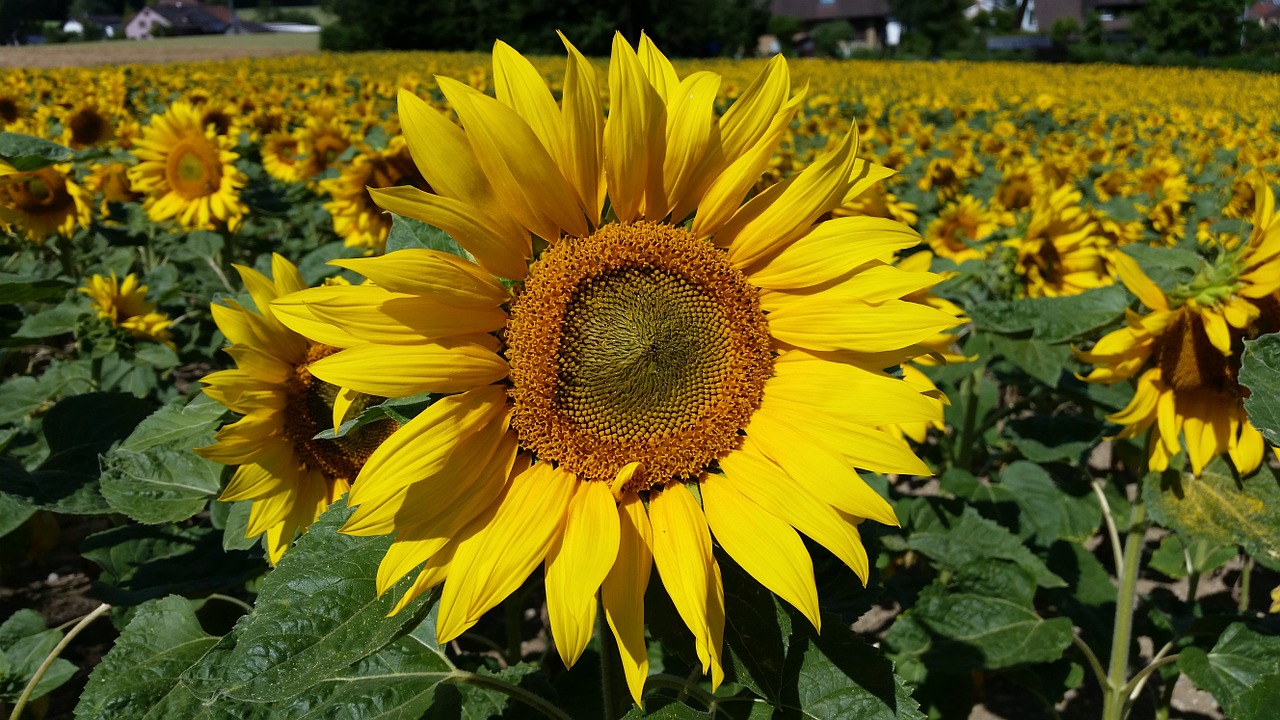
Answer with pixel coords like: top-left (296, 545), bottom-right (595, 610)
top-left (283, 344), bottom-right (398, 481)
top-left (506, 221), bottom-right (773, 492)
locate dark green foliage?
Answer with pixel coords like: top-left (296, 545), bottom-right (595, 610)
top-left (319, 0), bottom-right (769, 56)
top-left (1134, 0), bottom-right (1243, 56)
top-left (887, 0), bottom-right (972, 56)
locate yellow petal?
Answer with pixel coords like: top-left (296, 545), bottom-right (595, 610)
top-left (843, 158), bottom-right (896, 205)
top-left (396, 88), bottom-right (529, 252)
top-left (656, 71), bottom-right (719, 220)
top-left (219, 462), bottom-right (287, 503)
top-left (721, 123), bottom-right (859, 268)
top-left (274, 285), bottom-right (507, 346)
top-left (604, 33), bottom-right (663, 223)
top-left (558, 32), bottom-right (606, 223)
top-left (367, 185), bottom-right (529, 281)
top-left (702, 472), bottom-right (820, 630)
top-left (389, 539), bottom-right (456, 616)
top-left (767, 297), bottom-right (961, 353)
top-left (1199, 309), bottom-right (1232, 356)
top-left (373, 431), bottom-right (518, 594)
top-left (308, 340), bottom-right (509, 398)
top-left (637, 32), bottom-right (679, 103)
top-left (601, 492), bottom-right (653, 705)
top-left (720, 447), bottom-right (869, 582)
top-left (745, 407), bottom-right (899, 527)
top-left (437, 462), bottom-right (578, 643)
top-left (1114, 251), bottom-right (1169, 312)
top-left (492, 40), bottom-right (565, 171)
top-left (760, 265), bottom-right (943, 310)
top-left (266, 293), bottom-right (365, 349)
top-left (648, 483), bottom-right (724, 689)
top-left (763, 357), bottom-right (942, 425)
top-left (330, 248), bottom-right (508, 306)
top-left (690, 90), bottom-right (803, 237)
top-left (271, 253), bottom-right (307, 296)
top-left (545, 480), bottom-right (621, 668)
top-left (224, 345), bottom-right (292, 384)
top-left (437, 76), bottom-right (587, 242)
top-left (743, 216), bottom-right (921, 289)
top-left (331, 386), bottom-right (359, 433)
top-left (344, 385), bottom-right (508, 530)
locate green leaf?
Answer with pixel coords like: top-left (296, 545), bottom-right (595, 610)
top-left (779, 614), bottom-right (925, 719)
top-left (903, 506), bottom-right (1066, 588)
top-left (0, 132), bottom-right (73, 172)
top-left (1119, 244), bottom-right (1202, 290)
top-left (181, 498), bottom-right (433, 703)
top-left (99, 396), bottom-right (226, 524)
top-left (1143, 459), bottom-right (1280, 570)
top-left (314, 392), bottom-right (435, 440)
top-left (720, 554), bottom-right (791, 704)
top-left (14, 305), bottom-right (88, 339)
top-left (1004, 414), bottom-right (1101, 464)
top-left (386, 213), bottom-right (474, 260)
top-left (997, 462), bottom-right (1101, 545)
top-left (212, 499), bottom-right (260, 551)
top-left (0, 492), bottom-right (35, 539)
top-left (82, 524), bottom-right (263, 606)
top-left (0, 609), bottom-right (78, 703)
top-left (1149, 534), bottom-right (1237, 580)
top-left (623, 701), bottom-right (712, 719)
top-left (907, 584), bottom-right (1074, 670)
top-left (1240, 332), bottom-right (1280, 446)
top-left (1179, 623), bottom-right (1280, 720)
top-left (967, 285), bottom-right (1128, 343)
top-left (986, 334), bottom-right (1070, 387)
top-left (0, 273), bottom-right (72, 303)
top-left (0, 392), bottom-right (154, 514)
top-left (75, 596), bottom-right (220, 720)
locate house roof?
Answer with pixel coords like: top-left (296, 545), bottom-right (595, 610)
top-left (769, 0), bottom-right (892, 21)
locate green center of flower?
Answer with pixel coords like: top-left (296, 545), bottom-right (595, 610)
top-left (507, 221), bottom-right (773, 492)
top-left (284, 344), bottom-right (399, 481)
top-left (167, 139), bottom-right (221, 200)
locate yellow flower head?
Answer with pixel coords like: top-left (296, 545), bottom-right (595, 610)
top-left (925, 195), bottom-right (998, 264)
top-left (270, 35), bottom-right (954, 704)
top-left (1078, 180), bottom-right (1280, 476)
top-left (1008, 185), bottom-right (1112, 298)
top-left (128, 100), bottom-right (247, 231)
top-left (79, 272), bottom-right (173, 346)
top-left (197, 255), bottom-right (398, 564)
top-left (320, 137), bottom-right (429, 251)
top-left (0, 164), bottom-right (91, 244)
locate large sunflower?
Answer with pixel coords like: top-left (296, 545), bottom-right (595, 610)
top-left (1078, 179), bottom-right (1280, 475)
top-left (128, 100), bottom-right (247, 231)
top-left (197, 255), bottom-right (399, 564)
top-left (272, 36), bottom-right (956, 702)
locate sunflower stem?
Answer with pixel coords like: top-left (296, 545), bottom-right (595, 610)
top-left (597, 598), bottom-right (629, 719)
top-left (1102, 500), bottom-right (1146, 720)
top-left (445, 669), bottom-right (572, 720)
top-left (9, 602), bottom-right (110, 720)
top-left (955, 368), bottom-right (983, 470)
top-left (503, 592), bottom-right (523, 668)
top-left (1239, 555), bottom-right (1254, 613)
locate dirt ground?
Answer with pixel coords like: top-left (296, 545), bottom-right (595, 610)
top-left (0, 33), bottom-right (319, 69)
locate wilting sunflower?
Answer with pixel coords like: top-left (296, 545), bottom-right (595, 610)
top-left (128, 100), bottom-right (247, 231)
top-left (272, 36), bottom-right (955, 703)
top-left (1008, 184), bottom-right (1112, 298)
top-left (1078, 179), bottom-right (1280, 475)
top-left (0, 164), bottom-right (91, 244)
top-left (79, 272), bottom-right (174, 346)
top-left (197, 255), bottom-right (399, 564)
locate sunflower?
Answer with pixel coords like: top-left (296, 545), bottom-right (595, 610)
top-left (197, 255), bottom-right (399, 564)
top-left (271, 36), bottom-right (955, 703)
top-left (261, 130), bottom-right (306, 184)
top-left (0, 164), bottom-right (91, 244)
top-left (85, 162), bottom-right (140, 214)
top-left (925, 195), bottom-right (998, 264)
top-left (59, 98), bottom-right (117, 149)
top-left (297, 116), bottom-right (354, 183)
top-left (321, 137), bottom-right (429, 251)
top-left (128, 100), bottom-right (247, 231)
top-left (1008, 185), bottom-right (1112, 298)
top-left (1078, 179), bottom-right (1280, 475)
top-left (79, 272), bottom-right (174, 346)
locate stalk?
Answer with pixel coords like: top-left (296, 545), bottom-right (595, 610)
top-left (1102, 502), bottom-right (1146, 720)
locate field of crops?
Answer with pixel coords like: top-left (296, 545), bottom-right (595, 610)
top-left (1, 38), bottom-right (1278, 720)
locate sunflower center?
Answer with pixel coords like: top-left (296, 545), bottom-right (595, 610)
top-left (507, 221), bottom-right (773, 492)
top-left (69, 110), bottom-right (107, 147)
top-left (1155, 310), bottom-right (1234, 395)
top-left (284, 344), bottom-right (399, 481)
top-left (167, 139), bottom-right (221, 200)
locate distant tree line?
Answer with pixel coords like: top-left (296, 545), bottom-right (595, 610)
top-left (318, 0), bottom-right (770, 57)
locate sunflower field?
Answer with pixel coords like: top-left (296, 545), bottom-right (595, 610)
top-left (1, 37), bottom-right (1279, 720)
